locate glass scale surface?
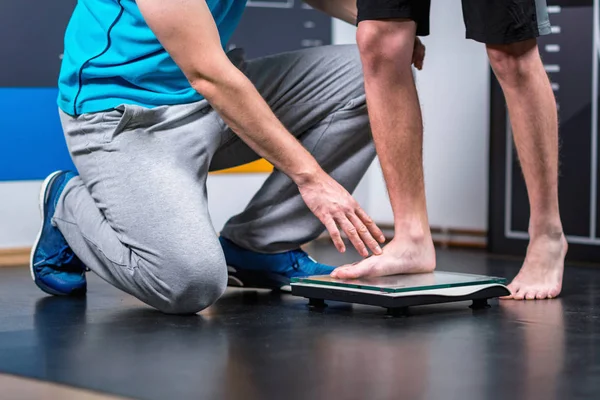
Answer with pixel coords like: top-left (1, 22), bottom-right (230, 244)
top-left (290, 272), bottom-right (510, 314)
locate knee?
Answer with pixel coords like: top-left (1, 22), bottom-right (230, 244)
top-left (487, 40), bottom-right (540, 86)
top-left (163, 271), bottom-right (227, 315)
top-left (150, 251), bottom-right (228, 315)
top-left (357, 21), bottom-right (415, 75)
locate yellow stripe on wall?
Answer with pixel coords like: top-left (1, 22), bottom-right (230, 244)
top-left (211, 159), bottom-right (273, 174)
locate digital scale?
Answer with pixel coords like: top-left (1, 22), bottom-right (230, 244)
top-left (290, 272), bottom-right (510, 316)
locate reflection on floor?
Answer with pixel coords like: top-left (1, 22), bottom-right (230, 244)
top-left (0, 373), bottom-right (127, 399)
top-left (0, 242), bottom-right (599, 400)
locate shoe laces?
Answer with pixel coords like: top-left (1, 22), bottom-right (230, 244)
top-left (289, 249), bottom-right (310, 271)
top-left (42, 245), bottom-right (83, 274)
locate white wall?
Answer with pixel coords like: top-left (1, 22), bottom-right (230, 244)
top-left (0, 175), bottom-right (270, 249)
top-left (206, 174), bottom-right (269, 231)
top-left (420, 0), bottom-right (490, 230)
top-left (0, 0), bottom-right (490, 250)
top-left (0, 181), bottom-right (41, 248)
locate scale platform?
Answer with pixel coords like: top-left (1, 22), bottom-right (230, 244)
top-left (290, 271), bottom-right (510, 316)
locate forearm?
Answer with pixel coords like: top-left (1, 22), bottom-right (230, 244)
top-left (194, 66), bottom-right (322, 185)
top-left (304, 0), bottom-right (356, 25)
top-left (137, 0), bottom-right (324, 185)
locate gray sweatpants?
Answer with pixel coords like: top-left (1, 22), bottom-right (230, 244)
top-left (54, 45), bottom-right (375, 314)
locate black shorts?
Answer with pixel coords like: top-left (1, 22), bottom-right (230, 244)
top-left (356, 0), bottom-right (552, 45)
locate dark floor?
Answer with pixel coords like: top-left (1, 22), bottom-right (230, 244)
top-left (1, 243), bottom-right (599, 400)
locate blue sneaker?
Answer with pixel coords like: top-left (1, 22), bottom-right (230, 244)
top-left (31, 171), bottom-right (87, 296)
top-left (219, 236), bottom-right (335, 291)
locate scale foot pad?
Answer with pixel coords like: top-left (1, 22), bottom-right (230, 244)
top-left (469, 299), bottom-right (491, 310)
top-left (386, 307), bottom-right (409, 317)
top-left (308, 298), bottom-right (327, 309)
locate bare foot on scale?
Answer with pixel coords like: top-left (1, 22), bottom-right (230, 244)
top-left (502, 232), bottom-right (568, 300)
top-left (330, 235), bottom-right (436, 279)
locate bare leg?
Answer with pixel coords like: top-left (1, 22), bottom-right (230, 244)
top-left (487, 39), bottom-right (567, 300)
top-left (332, 20), bottom-right (435, 279)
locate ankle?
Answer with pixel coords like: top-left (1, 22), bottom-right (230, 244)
top-left (528, 223), bottom-right (564, 241)
top-left (393, 225), bottom-right (432, 244)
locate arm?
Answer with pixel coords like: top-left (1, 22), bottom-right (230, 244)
top-left (303, 0), bottom-right (356, 25)
top-left (138, 0), bottom-right (317, 185)
top-left (136, 0), bottom-right (384, 256)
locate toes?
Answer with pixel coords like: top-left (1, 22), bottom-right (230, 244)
top-left (548, 286), bottom-right (562, 299)
top-left (501, 280), bottom-right (561, 301)
top-left (525, 291), bottom-right (536, 300)
top-left (500, 291), bottom-right (514, 300)
top-left (337, 259), bottom-right (377, 279)
top-left (331, 265), bottom-right (366, 279)
top-left (512, 288), bottom-right (526, 301)
top-left (338, 270), bottom-right (358, 279)
top-left (500, 281), bottom-right (521, 300)
top-left (501, 282), bottom-right (520, 300)
top-left (515, 287), bottom-right (557, 300)
top-left (508, 281), bottom-right (520, 293)
top-left (331, 267), bottom-right (350, 279)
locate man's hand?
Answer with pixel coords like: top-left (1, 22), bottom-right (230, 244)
top-left (299, 173), bottom-right (385, 258)
top-left (412, 38), bottom-right (426, 70)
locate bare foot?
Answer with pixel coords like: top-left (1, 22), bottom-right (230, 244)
top-left (502, 233), bottom-right (568, 300)
top-left (330, 236), bottom-right (436, 279)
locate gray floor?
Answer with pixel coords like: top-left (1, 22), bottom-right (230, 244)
top-left (1, 243), bottom-right (599, 400)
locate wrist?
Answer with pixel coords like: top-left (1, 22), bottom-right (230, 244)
top-left (290, 162), bottom-right (324, 187)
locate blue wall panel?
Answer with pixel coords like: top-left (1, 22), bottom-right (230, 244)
top-left (0, 88), bottom-right (74, 181)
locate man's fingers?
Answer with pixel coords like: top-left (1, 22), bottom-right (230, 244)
top-left (347, 212), bottom-right (382, 256)
top-left (414, 53), bottom-right (424, 70)
top-left (412, 54), bottom-right (420, 70)
top-left (412, 41), bottom-right (425, 70)
top-left (324, 217), bottom-right (345, 253)
top-left (355, 208), bottom-right (386, 244)
top-left (337, 215), bottom-right (369, 258)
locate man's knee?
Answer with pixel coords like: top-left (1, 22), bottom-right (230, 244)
top-left (148, 250), bottom-right (228, 315)
top-left (357, 20), bottom-right (416, 74)
top-left (486, 39), bottom-right (541, 86)
top-left (162, 271), bottom-right (227, 315)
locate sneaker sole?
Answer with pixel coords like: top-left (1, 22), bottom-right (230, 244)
top-left (227, 266), bottom-right (292, 293)
top-left (30, 171), bottom-right (66, 295)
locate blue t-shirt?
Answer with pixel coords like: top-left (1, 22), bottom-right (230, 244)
top-left (58, 0), bottom-right (247, 116)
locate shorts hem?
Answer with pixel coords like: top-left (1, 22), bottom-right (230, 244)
top-left (465, 29), bottom-right (541, 45)
top-left (356, 8), bottom-right (430, 36)
top-left (357, 7), bottom-right (411, 22)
